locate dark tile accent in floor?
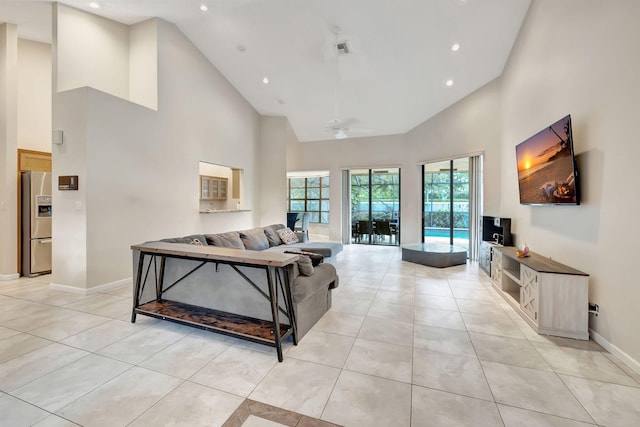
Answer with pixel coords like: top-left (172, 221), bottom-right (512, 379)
top-left (222, 399), bottom-right (342, 427)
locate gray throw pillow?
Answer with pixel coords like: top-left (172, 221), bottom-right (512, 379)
top-left (263, 225), bottom-right (283, 247)
top-left (239, 228), bottom-right (270, 251)
top-left (297, 255), bottom-right (314, 276)
top-left (204, 231), bottom-right (245, 249)
top-left (285, 250), bottom-right (323, 266)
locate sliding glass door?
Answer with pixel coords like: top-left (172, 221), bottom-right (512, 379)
top-left (350, 168), bottom-right (400, 246)
top-left (423, 158), bottom-right (470, 249)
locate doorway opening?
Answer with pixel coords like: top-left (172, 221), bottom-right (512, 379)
top-left (422, 155), bottom-right (482, 259)
top-left (350, 168), bottom-right (400, 246)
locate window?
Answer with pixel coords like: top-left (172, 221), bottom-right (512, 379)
top-left (288, 175), bottom-right (330, 223)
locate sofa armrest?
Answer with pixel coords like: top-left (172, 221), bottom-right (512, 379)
top-left (291, 263), bottom-right (338, 302)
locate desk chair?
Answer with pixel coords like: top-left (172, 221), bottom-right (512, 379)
top-left (286, 212), bottom-right (299, 231)
top-left (295, 212), bottom-right (311, 241)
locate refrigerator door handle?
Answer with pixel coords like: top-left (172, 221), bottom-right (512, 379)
top-left (38, 239), bottom-right (53, 244)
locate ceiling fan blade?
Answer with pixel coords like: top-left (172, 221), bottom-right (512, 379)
top-left (334, 129), bottom-right (349, 139)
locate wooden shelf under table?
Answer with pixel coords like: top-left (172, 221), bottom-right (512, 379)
top-left (135, 300), bottom-right (291, 344)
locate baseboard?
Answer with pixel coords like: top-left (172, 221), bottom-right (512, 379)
top-left (590, 328), bottom-right (640, 376)
top-left (49, 283), bottom-right (88, 295)
top-left (0, 273), bottom-right (20, 281)
top-left (86, 278), bottom-right (132, 294)
top-left (49, 277), bottom-right (131, 295)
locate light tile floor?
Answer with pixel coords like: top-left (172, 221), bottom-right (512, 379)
top-left (1, 245), bottom-right (639, 426)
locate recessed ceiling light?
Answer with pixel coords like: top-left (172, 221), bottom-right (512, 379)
top-left (451, 43), bottom-right (461, 52)
top-left (89, 2), bottom-right (100, 9)
top-left (237, 45), bottom-right (246, 53)
top-left (200, 4), bottom-right (208, 12)
top-left (262, 76), bottom-right (269, 84)
top-left (446, 79), bottom-right (454, 87)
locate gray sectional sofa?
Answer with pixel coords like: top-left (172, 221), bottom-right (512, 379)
top-left (132, 224), bottom-right (343, 339)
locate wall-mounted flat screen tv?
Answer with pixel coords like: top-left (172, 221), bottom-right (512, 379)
top-left (515, 114), bottom-right (580, 205)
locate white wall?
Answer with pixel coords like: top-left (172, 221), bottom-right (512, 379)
top-left (17, 39), bottom-right (51, 152)
top-left (287, 78), bottom-right (503, 243)
top-left (258, 116), bottom-right (290, 226)
top-left (52, 15), bottom-right (260, 290)
top-left (51, 88), bottom-right (88, 288)
top-left (56, 4), bottom-right (129, 100)
top-left (56, 4), bottom-right (157, 111)
top-left (129, 19), bottom-right (157, 111)
top-left (499, 0), bottom-right (640, 369)
top-left (0, 23), bottom-right (18, 278)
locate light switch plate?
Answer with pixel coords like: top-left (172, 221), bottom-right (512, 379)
top-left (52, 129), bottom-right (64, 145)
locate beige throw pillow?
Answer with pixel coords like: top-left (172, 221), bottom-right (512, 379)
top-left (276, 228), bottom-right (299, 245)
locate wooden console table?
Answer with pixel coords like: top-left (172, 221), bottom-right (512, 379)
top-left (491, 246), bottom-right (589, 340)
top-left (131, 242), bottom-right (300, 361)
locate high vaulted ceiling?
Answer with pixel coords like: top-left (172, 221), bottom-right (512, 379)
top-left (1, 0), bottom-right (531, 142)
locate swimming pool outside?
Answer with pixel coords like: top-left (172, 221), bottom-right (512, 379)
top-left (424, 227), bottom-right (469, 240)
top-left (424, 228), bottom-right (469, 250)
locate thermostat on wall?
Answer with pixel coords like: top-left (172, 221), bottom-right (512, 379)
top-left (58, 175), bottom-right (78, 190)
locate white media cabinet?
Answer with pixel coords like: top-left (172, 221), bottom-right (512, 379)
top-left (490, 246), bottom-right (589, 340)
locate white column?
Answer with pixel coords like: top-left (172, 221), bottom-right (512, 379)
top-left (0, 24), bottom-right (19, 279)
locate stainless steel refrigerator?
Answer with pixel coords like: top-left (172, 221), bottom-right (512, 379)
top-left (21, 171), bottom-right (52, 277)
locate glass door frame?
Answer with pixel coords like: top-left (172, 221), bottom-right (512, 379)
top-left (350, 168), bottom-right (401, 246)
top-left (422, 159), bottom-right (470, 248)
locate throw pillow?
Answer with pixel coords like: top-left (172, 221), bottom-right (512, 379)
top-left (296, 255), bottom-right (314, 276)
top-left (263, 225), bottom-right (284, 247)
top-left (204, 231), bottom-right (245, 249)
top-left (276, 228), bottom-right (299, 245)
top-left (160, 234), bottom-right (208, 245)
top-left (285, 250), bottom-right (324, 267)
top-left (239, 228), bottom-right (270, 251)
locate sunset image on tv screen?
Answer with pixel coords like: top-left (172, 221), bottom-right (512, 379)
top-left (516, 115), bottom-right (577, 204)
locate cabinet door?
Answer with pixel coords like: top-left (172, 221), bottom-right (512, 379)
top-left (219, 178), bottom-right (228, 200)
top-left (479, 243), bottom-right (491, 276)
top-left (211, 178), bottom-right (219, 198)
top-left (490, 249), bottom-right (503, 287)
top-left (520, 265), bottom-right (539, 322)
top-left (200, 176), bottom-right (211, 200)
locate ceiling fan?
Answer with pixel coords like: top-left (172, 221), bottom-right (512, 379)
top-left (325, 26), bottom-right (352, 140)
top-left (326, 118), bottom-right (351, 140)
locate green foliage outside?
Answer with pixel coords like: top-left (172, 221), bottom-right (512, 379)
top-left (424, 211), bottom-right (469, 229)
top-left (424, 171), bottom-right (470, 229)
top-left (288, 176), bottom-right (330, 223)
top-left (351, 172), bottom-right (400, 220)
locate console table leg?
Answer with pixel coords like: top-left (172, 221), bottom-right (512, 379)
top-left (157, 255), bottom-right (166, 301)
top-left (280, 268), bottom-right (298, 345)
top-left (131, 252), bottom-right (146, 323)
top-left (266, 266), bottom-right (283, 362)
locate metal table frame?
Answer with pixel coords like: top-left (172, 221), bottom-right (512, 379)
top-left (131, 243), bottom-right (299, 362)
